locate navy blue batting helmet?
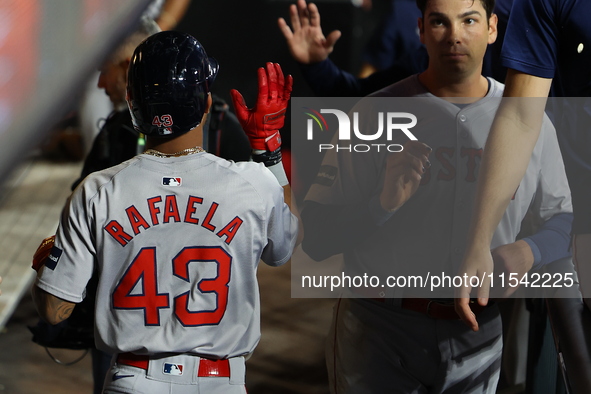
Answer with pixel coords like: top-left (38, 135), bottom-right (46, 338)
top-left (126, 31), bottom-right (219, 137)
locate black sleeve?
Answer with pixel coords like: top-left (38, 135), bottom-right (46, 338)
top-left (207, 95), bottom-right (251, 162)
top-left (218, 110), bottom-right (251, 162)
top-left (299, 47), bottom-right (428, 97)
top-left (72, 129), bottom-right (110, 190)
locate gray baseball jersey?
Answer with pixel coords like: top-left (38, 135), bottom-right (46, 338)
top-left (36, 152), bottom-right (298, 357)
top-left (305, 75), bottom-right (572, 297)
top-left (304, 75), bottom-right (572, 393)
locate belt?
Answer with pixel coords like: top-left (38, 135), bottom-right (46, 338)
top-left (372, 298), bottom-right (487, 319)
top-left (117, 353), bottom-right (231, 378)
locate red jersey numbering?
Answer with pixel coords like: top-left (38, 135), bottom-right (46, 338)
top-left (112, 246), bottom-right (231, 326)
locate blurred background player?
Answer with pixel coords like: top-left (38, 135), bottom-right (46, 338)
top-left (31, 31), bottom-right (299, 394)
top-left (74, 17), bottom-right (161, 189)
top-left (78, 0), bottom-right (192, 156)
top-left (356, 0), bottom-right (422, 78)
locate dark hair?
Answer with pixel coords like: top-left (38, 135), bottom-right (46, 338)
top-left (415, 0), bottom-right (496, 20)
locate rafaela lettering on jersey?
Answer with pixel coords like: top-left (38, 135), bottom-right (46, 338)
top-left (103, 194), bottom-right (244, 247)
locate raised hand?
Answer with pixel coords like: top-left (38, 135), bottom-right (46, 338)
top-left (230, 62), bottom-right (293, 152)
top-left (278, 0), bottom-right (342, 64)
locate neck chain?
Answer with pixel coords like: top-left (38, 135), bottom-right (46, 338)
top-left (144, 146), bottom-right (205, 158)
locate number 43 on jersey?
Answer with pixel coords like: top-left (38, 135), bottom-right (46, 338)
top-left (112, 246), bottom-right (231, 327)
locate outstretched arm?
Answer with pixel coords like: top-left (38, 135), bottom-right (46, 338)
top-left (455, 69), bottom-right (552, 331)
top-left (278, 0), bottom-right (426, 97)
top-left (488, 113), bottom-right (573, 298)
top-left (277, 0), bottom-right (341, 65)
top-left (230, 62), bottom-right (303, 246)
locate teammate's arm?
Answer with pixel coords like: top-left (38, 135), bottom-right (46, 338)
top-left (490, 99), bottom-right (573, 298)
top-left (455, 69), bottom-right (553, 331)
top-left (278, 0), bottom-right (421, 97)
top-left (516, 107), bottom-right (574, 273)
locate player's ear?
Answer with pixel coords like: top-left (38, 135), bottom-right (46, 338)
top-left (487, 13), bottom-right (498, 44)
top-left (121, 58), bottom-right (132, 76)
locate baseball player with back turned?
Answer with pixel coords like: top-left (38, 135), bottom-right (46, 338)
top-left (31, 31), bottom-right (299, 393)
top-left (301, 0), bottom-right (573, 392)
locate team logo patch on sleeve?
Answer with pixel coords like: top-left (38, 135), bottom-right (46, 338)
top-left (162, 177), bottom-right (182, 186)
top-left (314, 165), bottom-right (338, 186)
top-left (44, 245), bottom-right (63, 270)
top-left (163, 363), bottom-right (183, 376)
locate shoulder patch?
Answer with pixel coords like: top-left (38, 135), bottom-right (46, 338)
top-left (44, 245), bottom-right (63, 270)
top-left (314, 165), bottom-right (338, 186)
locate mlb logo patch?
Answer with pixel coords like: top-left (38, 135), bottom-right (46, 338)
top-left (163, 363), bottom-right (183, 376)
top-left (162, 177), bottom-right (182, 186)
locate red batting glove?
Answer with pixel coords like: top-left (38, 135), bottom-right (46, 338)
top-left (230, 62), bottom-right (293, 151)
top-left (32, 235), bottom-right (55, 272)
